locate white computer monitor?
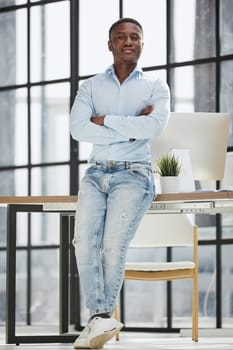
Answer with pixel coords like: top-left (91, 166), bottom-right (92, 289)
top-left (150, 112), bottom-right (231, 181)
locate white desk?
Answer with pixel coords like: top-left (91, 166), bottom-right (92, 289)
top-left (1, 191), bottom-right (233, 212)
top-left (149, 191), bottom-right (233, 214)
top-left (38, 191), bottom-right (233, 214)
top-left (2, 192), bottom-right (233, 344)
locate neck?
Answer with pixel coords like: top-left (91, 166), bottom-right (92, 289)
top-left (113, 63), bottom-right (137, 84)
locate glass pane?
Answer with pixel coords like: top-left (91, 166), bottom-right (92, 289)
top-left (170, 63), bottom-right (216, 112)
top-left (198, 245), bottom-right (216, 327)
top-left (195, 179), bottom-right (217, 240)
top-left (193, 63), bottom-right (216, 111)
top-left (123, 0), bottom-right (166, 67)
top-left (220, 60), bottom-right (233, 147)
top-left (221, 152), bottom-right (233, 191)
top-left (31, 83), bottom-right (70, 164)
top-left (0, 251), bottom-right (6, 323)
top-left (15, 89), bottom-right (28, 165)
top-left (79, 163), bottom-right (89, 184)
top-left (0, 0), bottom-right (26, 6)
top-left (173, 278), bottom-right (192, 327)
top-left (16, 212), bottom-right (28, 247)
top-left (0, 207), bottom-right (7, 246)
top-left (0, 169), bottom-right (28, 196)
top-left (0, 169), bottom-right (15, 195)
top-left (221, 152), bottom-right (233, 239)
top-left (15, 168), bottom-right (28, 194)
top-left (0, 9), bottom-right (27, 86)
top-left (15, 250), bottom-right (27, 323)
top-left (222, 212), bottom-right (233, 240)
top-left (124, 247), bottom-right (166, 326)
top-left (31, 165), bottom-right (69, 195)
top-left (0, 88), bottom-right (28, 167)
top-left (31, 212), bottom-right (60, 246)
top-left (79, 0), bottom-right (118, 75)
top-left (220, 0), bottom-right (233, 55)
top-left (222, 245), bottom-right (233, 327)
top-left (30, 1), bottom-right (70, 82)
top-left (31, 249), bottom-right (59, 325)
top-left (173, 245), bottom-right (217, 328)
top-left (173, 244), bottom-right (216, 328)
top-left (173, 246), bottom-right (193, 327)
top-left (145, 70), bottom-right (166, 81)
top-left (170, 66), bottom-right (194, 111)
top-left (125, 280), bottom-right (166, 327)
top-left (170, 0), bottom-right (215, 62)
top-left (79, 142), bottom-right (92, 161)
top-left (196, 215), bottom-right (216, 240)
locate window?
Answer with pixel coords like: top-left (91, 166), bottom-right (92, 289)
top-left (0, 0), bottom-right (70, 331)
top-left (0, 0), bottom-right (233, 335)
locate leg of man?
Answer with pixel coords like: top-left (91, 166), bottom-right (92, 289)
top-left (73, 166), bottom-right (123, 349)
top-left (73, 162), bottom-right (155, 348)
top-left (73, 172), bottom-right (108, 315)
top-left (102, 162), bottom-right (155, 315)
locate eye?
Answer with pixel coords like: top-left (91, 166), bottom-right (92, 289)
top-left (131, 34), bottom-right (141, 41)
top-left (117, 34), bottom-right (126, 40)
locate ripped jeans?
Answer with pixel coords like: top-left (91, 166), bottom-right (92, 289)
top-left (73, 161), bottom-right (155, 317)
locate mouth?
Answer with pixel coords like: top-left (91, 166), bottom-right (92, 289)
top-left (121, 48), bottom-right (134, 54)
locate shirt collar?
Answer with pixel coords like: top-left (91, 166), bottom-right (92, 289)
top-left (105, 65), bottom-right (143, 79)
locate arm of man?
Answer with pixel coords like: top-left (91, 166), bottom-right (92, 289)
top-left (70, 80), bottom-right (129, 145)
top-left (90, 105), bottom-right (154, 126)
top-left (96, 79), bottom-right (170, 140)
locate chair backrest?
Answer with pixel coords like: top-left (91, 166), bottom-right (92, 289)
top-left (130, 213), bottom-right (195, 248)
top-left (150, 112), bottom-right (230, 181)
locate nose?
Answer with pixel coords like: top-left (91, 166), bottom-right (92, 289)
top-left (124, 35), bottom-right (132, 45)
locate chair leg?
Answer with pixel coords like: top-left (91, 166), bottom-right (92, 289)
top-left (114, 305), bottom-right (120, 341)
top-left (192, 272), bottom-right (198, 342)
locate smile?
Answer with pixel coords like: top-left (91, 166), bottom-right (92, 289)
top-left (121, 48), bottom-right (134, 53)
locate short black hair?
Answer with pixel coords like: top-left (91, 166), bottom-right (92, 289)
top-left (108, 18), bottom-right (143, 39)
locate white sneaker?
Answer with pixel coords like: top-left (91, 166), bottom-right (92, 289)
top-left (87, 317), bottom-right (123, 349)
top-left (73, 317), bottom-right (123, 349)
top-left (73, 324), bottom-right (92, 349)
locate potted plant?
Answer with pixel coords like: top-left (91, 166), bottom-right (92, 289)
top-left (156, 153), bottom-right (182, 193)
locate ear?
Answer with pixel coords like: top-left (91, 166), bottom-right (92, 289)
top-left (108, 40), bottom-right (113, 52)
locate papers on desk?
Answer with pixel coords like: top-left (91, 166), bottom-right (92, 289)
top-left (194, 189), bottom-right (233, 192)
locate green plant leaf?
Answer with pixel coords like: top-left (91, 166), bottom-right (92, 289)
top-left (156, 153), bottom-right (181, 176)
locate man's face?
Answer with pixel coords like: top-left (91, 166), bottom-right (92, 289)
top-left (108, 22), bottom-right (143, 65)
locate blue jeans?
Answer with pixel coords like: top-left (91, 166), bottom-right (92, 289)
top-left (73, 161), bottom-right (155, 317)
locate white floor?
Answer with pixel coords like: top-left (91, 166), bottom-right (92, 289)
top-left (1, 332), bottom-right (233, 350)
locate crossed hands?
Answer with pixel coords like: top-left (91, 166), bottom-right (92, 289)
top-left (90, 104), bottom-right (154, 126)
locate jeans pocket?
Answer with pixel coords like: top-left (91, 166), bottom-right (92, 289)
top-left (129, 163), bottom-right (152, 182)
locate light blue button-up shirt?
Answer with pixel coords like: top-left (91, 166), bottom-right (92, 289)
top-left (70, 65), bottom-right (170, 162)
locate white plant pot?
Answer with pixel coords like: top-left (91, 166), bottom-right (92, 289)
top-left (160, 176), bottom-right (181, 194)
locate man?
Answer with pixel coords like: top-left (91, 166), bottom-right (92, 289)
top-left (70, 18), bottom-right (170, 349)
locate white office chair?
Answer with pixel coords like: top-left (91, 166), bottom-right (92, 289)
top-left (115, 213), bottom-right (198, 342)
top-left (115, 112), bottom-right (230, 342)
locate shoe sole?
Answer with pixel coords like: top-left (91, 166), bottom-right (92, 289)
top-left (73, 338), bottom-right (91, 349)
top-left (88, 325), bottom-right (123, 349)
top-left (73, 344), bottom-right (90, 349)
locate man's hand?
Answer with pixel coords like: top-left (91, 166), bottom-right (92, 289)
top-left (139, 105), bottom-right (154, 116)
top-left (90, 116), bottom-right (105, 125)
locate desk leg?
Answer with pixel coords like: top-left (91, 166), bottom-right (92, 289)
top-left (6, 204), bottom-right (78, 344)
top-left (59, 214), bottom-right (69, 334)
top-left (6, 204), bottom-right (17, 344)
top-left (69, 215), bottom-right (81, 329)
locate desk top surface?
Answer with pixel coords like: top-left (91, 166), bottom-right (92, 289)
top-left (0, 191), bottom-right (233, 204)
